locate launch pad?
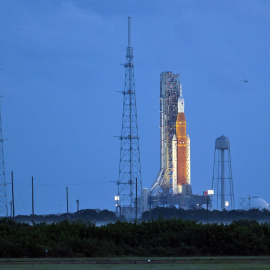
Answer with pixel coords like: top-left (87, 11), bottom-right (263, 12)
top-left (149, 188), bottom-right (209, 210)
top-left (115, 19), bottom-right (211, 215)
top-left (149, 71), bottom-right (210, 210)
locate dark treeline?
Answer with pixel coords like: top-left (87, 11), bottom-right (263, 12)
top-left (15, 207), bottom-right (270, 224)
top-left (13, 208), bottom-right (270, 225)
top-left (142, 207), bottom-right (270, 223)
top-left (14, 209), bottom-right (126, 224)
top-left (1, 218), bottom-right (270, 257)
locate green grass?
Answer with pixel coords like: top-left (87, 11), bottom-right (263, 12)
top-left (0, 264), bottom-right (270, 270)
top-left (0, 257), bottom-right (270, 270)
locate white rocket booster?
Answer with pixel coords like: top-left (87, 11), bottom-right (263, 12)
top-left (186, 134), bottom-right (191, 185)
top-left (172, 134), bottom-right (178, 194)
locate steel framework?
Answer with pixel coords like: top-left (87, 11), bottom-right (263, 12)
top-left (0, 97), bottom-right (7, 216)
top-left (212, 135), bottom-right (235, 210)
top-left (150, 72), bottom-right (180, 199)
top-left (117, 17), bottom-right (142, 218)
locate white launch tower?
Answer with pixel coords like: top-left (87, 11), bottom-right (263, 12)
top-left (150, 72), bottom-right (179, 196)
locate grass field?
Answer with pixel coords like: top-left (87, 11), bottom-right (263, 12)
top-left (0, 257), bottom-right (270, 270)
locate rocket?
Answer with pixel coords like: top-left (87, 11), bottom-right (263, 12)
top-left (172, 85), bottom-right (191, 194)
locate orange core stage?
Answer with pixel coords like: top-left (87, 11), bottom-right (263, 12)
top-left (176, 112), bottom-right (187, 187)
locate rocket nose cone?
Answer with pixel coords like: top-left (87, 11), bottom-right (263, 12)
top-left (178, 96), bottom-right (184, 101)
top-left (178, 97), bottom-right (184, 105)
top-left (173, 134), bottom-right (177, 140)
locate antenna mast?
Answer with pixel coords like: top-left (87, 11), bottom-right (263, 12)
top-left (0, 97), bottom-right (7, 216)
top-left (117, 17), bottom-right (142, 219)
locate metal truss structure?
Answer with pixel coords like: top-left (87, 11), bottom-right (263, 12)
top-left (150, 72), bottom-right (180, 201)
top-left (212, 135), bottom-right (235, 210)
top-left (0, 97), bottom-right (7, 216)
top-left (117, 17), bottom-right (142, 218)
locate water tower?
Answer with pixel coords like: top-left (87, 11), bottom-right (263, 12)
top-left (211, 135), bottom-right (235, 210)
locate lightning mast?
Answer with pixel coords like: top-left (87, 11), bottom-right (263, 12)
top-left (117, 17), bottom-right (142, 219)
top-left (0, 97), bottom-right (7, 216)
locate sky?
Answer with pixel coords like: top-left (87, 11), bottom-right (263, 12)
top-left (0, 0), bottom-right (270, 215)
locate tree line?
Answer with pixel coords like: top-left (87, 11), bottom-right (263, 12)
top-left (14, 209), bottom-right (126, 224)
top-left (1, 217), bottom-right (270, 257)
top-left (142, 207), bottom-right (270, 223)
top-left (14, 207), bottom-right (270, 224)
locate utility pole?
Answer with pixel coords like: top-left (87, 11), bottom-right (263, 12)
top-left (32, 176), bottom-right (34, 218)
top-left (149, 192), bottom-right (152, 220)
top-left (135, 177), bottom-right (137, 224)
top-left (66, 186), bottom-right (69, 220)
top-left (76, 200), bottom-right (79, 212)
top-left (9, 201), bottom-right (12, 217)
top-left (11, 171), bottom-right (14, 219)
top-left (207, 196), bottom-right (209, 225)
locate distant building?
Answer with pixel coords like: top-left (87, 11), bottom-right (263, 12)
top-left (240, 197), bottom-right (269, 210)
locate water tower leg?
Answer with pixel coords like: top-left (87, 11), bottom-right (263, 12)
top-left (221, 149), bottom-right (225, 209)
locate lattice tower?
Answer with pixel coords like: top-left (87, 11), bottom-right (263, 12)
top-left (0, 97), bottom-right (7, 216)
top-left (117, 17), bottom-right (142, 218)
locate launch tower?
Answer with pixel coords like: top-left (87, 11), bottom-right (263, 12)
top-left (150, 72), bottom-right (180, 198)
top-left (150, 72), bottom-right (191, 200)
top-left (212, 135), bottom-right (235, 210)
top-left (149, 72), bottom-right (209, 209)
top-left (117, 17), bottom-right (142, 218)
top-left (0, 98), bottom-right (7, 216)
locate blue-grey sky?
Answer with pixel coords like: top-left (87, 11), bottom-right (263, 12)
top-left (1, 0), bottom-right (270, 215)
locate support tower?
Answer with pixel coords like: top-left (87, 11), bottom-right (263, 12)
top-left (212, 135), bottom-right (235, 210)
top-left (150, 72), bottom-right (180, 199)
top-left (0, 97), bottom-right (7, 216)
top-left (117, 17), bottom-right (142, 218)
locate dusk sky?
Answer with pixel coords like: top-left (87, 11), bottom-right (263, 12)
top-left (1, 0), bottom-right (270, 215)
